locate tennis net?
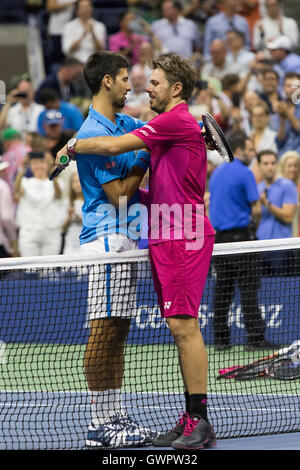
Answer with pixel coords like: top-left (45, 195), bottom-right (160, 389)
top-left (0, 238), bottom-right (299, 449)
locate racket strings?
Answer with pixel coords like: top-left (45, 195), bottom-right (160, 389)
top-left (202, 113), bottom-right (234, 163)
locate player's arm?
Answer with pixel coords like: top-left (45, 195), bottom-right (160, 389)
top-left (102, 166), bottom-right (146, 208)
top-left (55, 133), bottom-right (147, 167)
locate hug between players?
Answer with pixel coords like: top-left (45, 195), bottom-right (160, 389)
top-left (1, 0), bottom-right (300, 450)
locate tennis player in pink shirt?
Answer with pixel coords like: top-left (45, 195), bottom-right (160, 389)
top-left (56, 54), bottom-right (216, 450)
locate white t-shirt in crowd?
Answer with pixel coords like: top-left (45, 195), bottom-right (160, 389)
top-left (62, 18), bottom-right (107, 63)
top-left (16, 177), bottom-right (66, 232)
top-left (48, 0), bottom-right (76, 36)
top-left (7, 102), bottom-right (44, 138)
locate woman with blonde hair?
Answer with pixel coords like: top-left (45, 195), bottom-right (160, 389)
top-left (279, 151), bottom-right (300, 236)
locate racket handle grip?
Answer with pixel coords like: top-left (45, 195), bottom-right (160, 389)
top-left (49, 154), bottom-right (70, 181)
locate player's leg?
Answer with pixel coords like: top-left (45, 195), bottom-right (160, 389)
top-left (151, 237), bottom-right (216, 449)
top-left (83, 235), bottom-right (155, 447)
top-left (84, 317), bottom-right (130, 421)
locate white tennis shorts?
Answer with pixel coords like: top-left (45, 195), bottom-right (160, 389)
top-left (80, 234), bottom-right (138, 320)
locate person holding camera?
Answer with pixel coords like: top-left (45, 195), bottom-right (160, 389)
top-left (0, 80), bottom-right (44, 139)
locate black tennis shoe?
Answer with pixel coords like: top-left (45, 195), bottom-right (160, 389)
top-left (171, 414), bottom-right (217, 450)
top-left (152, 412), bottom-right (188, 447)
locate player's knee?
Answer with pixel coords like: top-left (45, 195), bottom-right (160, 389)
top-left (166, 316), bottom-right (197, 344)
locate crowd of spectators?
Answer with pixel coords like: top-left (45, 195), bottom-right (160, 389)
top-left (1, 0), bottom-right (300, 259)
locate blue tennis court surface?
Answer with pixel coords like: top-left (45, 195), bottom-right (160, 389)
top-left (0, 391), bottom-right (299, 450)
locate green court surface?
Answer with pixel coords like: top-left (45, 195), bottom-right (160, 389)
top-left (0, 343), bottom-right (297, 396)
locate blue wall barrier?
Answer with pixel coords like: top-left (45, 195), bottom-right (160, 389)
top-left (0, 268), bottom-right (299, 346)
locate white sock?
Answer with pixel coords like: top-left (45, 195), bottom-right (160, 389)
top-left (89, 389), bottom-right (125, 429)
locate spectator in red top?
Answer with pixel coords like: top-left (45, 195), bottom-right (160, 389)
top-left (109, 11), bottom-right (150, 65)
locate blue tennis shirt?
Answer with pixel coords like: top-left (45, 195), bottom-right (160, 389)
top-left (209, 159), bottom-right (259, 231)
top-left (257, 178), bottom-right (298, 240)
top-left (76, 106), bottom-right (144, 244)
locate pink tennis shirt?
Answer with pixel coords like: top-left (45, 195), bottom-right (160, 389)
top-left (131, 103), bottom-right (215, 245)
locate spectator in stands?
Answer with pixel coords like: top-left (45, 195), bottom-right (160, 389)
top-left (123, 65), bottom-right (149, 118)
top-left (226, 28), bottom-right (255, 69)
top-left (239, 88), bottom-right (263, 134)
top-left (188, 79), bottom-right (221, 120)
top-left (127, 0), bottom-right (164, 24)
top-left (257, 149), bottom-right (298, 241)
top-left (37, 88), bottom-right (84, 137)
top-left (46, 0), bottom-right (77, 69)
top-left (250, 102), bottom-right (277, 154)
top-left (237, 0), bottom-right (261, 38)
top-left (201, 38), bottom-right (242, 80)
top-left (134, 41), bottom-right (155, 83)
top-left (151, 0), bottom-right (201, 58)
top-left (35, 57), bottom-right (83, 103)
top-left (237, 52), bottom-right (273, 95)
top-left (253, 0), bottom-right (299, 51)
top-left (181, 0), bottom-right (219, 32)
top-left (42, 110), bottom-right (75, 161)
top-left (249, 102), bottom-right (277, 182)
top-left (275, 72), bottom-right (300, 158)
top-left (62, 0), bottom-right (107, 64)
top-left (0, 157), bottom-right (17, 258)
top-left (278, 150), bottom-right (300, 236)
top-left (255, 68), bottom-right (282, 130)
top-left (62, 171), bottom-right (84, 255)
top-left (203, 0), bottom-right (251, 58)
top-left (1, 127), bottom-right (30, 194)
top-left (209, 130), bottom-right (271, 350)
top-left (217, 73), bottom-right (242, 131)
top-left (109, 11), bottom-right (151, 66)
top-left (0, 80), bottom-right (44, 139)
top-left (14, 150), bottom-right (65, 257)
top-left (266, 36), bottom-right (300, 85)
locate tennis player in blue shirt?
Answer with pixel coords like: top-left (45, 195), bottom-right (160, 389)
top-left (67, 51), bottom-right (155, 447)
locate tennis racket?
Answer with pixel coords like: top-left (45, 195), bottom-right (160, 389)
top-left (217, 340), bottom-right (300, 380)
top-left (49, 154), bottom-right (72, 181)
top-left (202, 112), bottom-right (234, 163)
top-left (265, 357), bottom-right (300, 380)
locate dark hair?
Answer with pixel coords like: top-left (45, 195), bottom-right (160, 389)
top-left (149, 54), bottom-right (197, 101)
top-left (227, 130), bottom-right (249, 154)
top-left (221, 73), bottom-right (240, 91)
top-left (38, 88), bottom-right (60, 105)
top-left (227, 28), bottom-right (245, 44)
top-left (261, 69), bottom-right (279, 81)
top-left (257, 149), bottom-right (278, 164)
top-left (75, 0), bottom-right (92, 11)
top-left (62, 57), bottom-right (83, 68)
top-left (83, 51), bottom-right (130, 96)
top-left (284, 71), bottom-right (300, 82)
